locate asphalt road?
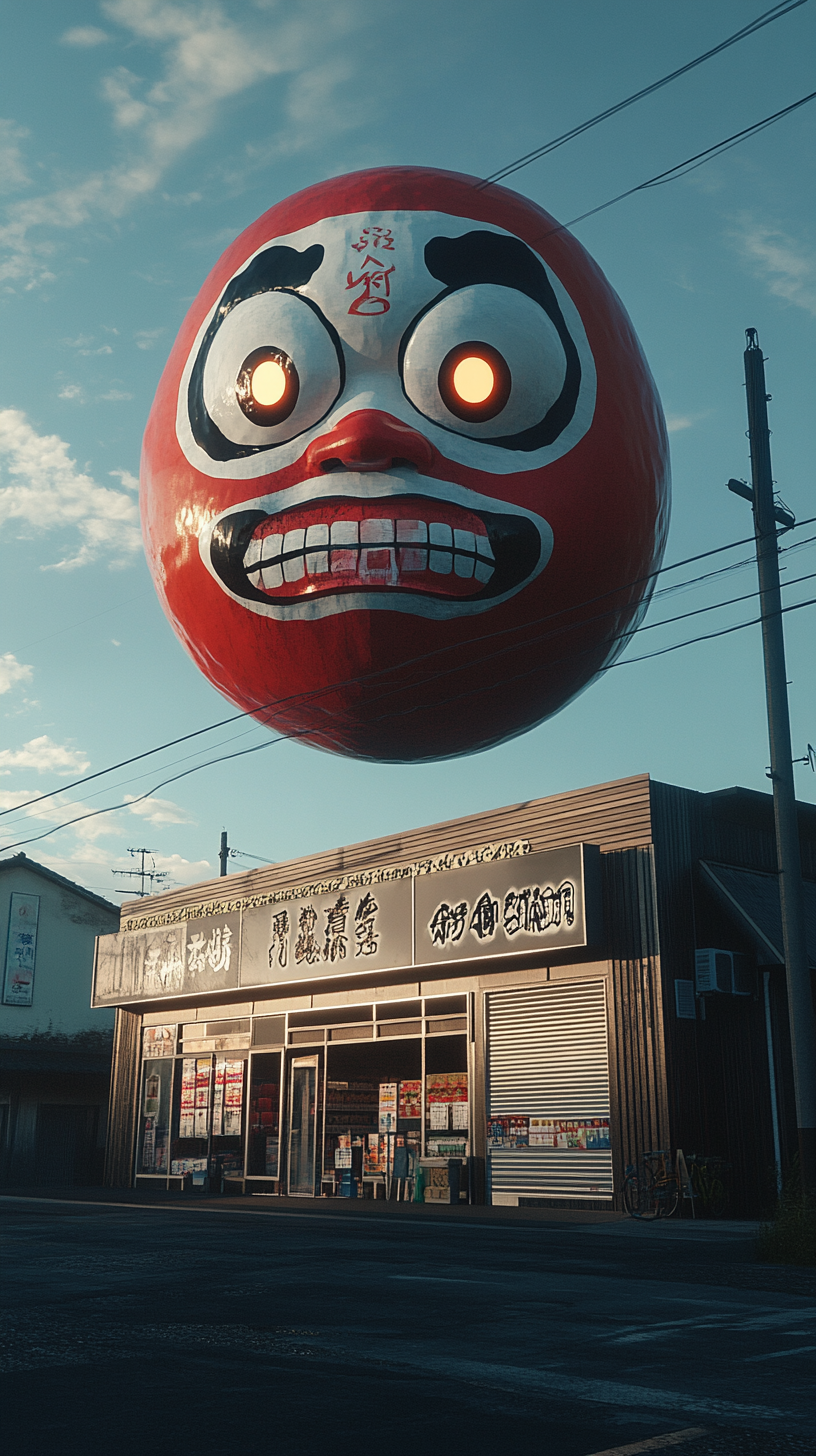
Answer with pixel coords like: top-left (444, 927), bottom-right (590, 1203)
top-left (1, 1194), bottom-right (814, 1456)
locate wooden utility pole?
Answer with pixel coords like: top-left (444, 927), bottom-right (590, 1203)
top-left (729, 328), bottom-right (816, 1191)
top-left (219, 830), bottom-right (229, 877)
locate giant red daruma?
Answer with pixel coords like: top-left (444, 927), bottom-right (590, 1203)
top-left (141, 167), bottom-right (669, 762)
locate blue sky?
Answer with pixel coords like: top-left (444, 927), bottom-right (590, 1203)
top-left (1, 0), bottom-right (814, 902)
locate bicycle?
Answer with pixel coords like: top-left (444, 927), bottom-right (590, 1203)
top-left (623, 1150), bottom-right (680, 1220)
top-left (685, 1153), bottom-right (730, 1218)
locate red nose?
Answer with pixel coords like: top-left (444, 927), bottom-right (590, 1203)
top-left (305, 410), bottom-right (436, 474)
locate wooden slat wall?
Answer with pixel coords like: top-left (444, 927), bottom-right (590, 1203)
top-left (103, 1008), bottom-right (141, 1187)
top-left (120, 774), bottom-right (653, 922)
top-left (603, 847), bottom-right (669, 1198)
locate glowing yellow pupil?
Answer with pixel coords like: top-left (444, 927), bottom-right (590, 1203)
top-left (452, 355), bottom-right (494, 404)
top-left (251, 359), bottom-right (287, 407)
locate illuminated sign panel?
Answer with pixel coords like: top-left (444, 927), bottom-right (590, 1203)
top-left (92, 844), bottom-right (601, 1006)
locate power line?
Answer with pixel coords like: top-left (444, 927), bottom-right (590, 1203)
top-left (548, 91), bottom-right (816, 238)
top-left (2, 518), bottom-right (814, 824)
top-left (479, 1), bottom-right (810, 186)
top-left (3, 579), bottom-right (814, 856)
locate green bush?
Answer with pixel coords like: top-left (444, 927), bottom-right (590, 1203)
top-left (756, 1162), bottom-right (816, 1267)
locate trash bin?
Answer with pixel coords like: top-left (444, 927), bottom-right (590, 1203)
top-left (339, 1170), bottom-right (358, 1198)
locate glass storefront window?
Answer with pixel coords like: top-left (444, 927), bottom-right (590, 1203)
top-left (247, 1052), bottom-right (281, 1177)
top-left (137, 1058), bottom-right (172, 1174)
top-left (210, 1055), bottom-right (247, 1184)
top-left (288, 1056), bottom-right (319, 1195)
top-left (169, 1053), bottom-right (210, 1176)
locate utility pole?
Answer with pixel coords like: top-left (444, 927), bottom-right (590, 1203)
top-left (219, 830), bottom-right (229, 877)
top-left (728, 327), bottom-right (816, 1192)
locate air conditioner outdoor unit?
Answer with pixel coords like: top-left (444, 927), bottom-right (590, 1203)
top-left (695, 949), bottom-right (750, 996)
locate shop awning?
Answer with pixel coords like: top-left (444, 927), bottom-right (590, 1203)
top-left (699, 861), bottom-right (816, 968)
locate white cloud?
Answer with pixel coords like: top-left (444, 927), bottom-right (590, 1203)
top-left (0, 119), bottom-right (30, 194)
top-left (1, 0), bottom-right (364, 285)
top-left (58, 383), bottom-right (85, 401)
top-left (61, 26), bottom-right (111, 47)
top-left (135, 327), bottom-right (163, 349)
top-left (0, 735), bottom-right (90, 775)
top-left (124, 793), bottom-right (195, 826)
top-left (0, 408), bottom-right (141, 569)
top-left (109, 468), bottom-right (139, 489)
top-left (99, 389), bottom-right (134, 401)
top-left (666, 415), bottom-right (694, 435)
top-left (0, 653), bottom-right (33, 695)
top-left (732, 220), bottom-right (816, 320)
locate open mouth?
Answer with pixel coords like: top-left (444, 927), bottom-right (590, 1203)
top-left (203, 475), bottom-right (551, 621)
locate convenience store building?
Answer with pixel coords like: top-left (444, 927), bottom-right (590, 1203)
top-left (95, 774), bottom-right (816, 1213)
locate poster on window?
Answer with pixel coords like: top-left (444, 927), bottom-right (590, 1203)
top-left (143, 1025), bottom-right (175, 1057)
top-left (378, 1082), bottom-right (398, 1133)
top-left (212, 1059), bottom-right (226, 1136)
top-left (179, 1057), bottom-right (196, 1138)
top-left (398, 1080), bottom-right (422, 1120)
top-left (3, 893), bottom-right (40, 1006)
top-left (224, 1060), bottom-right (244, 1136)
top-left (194, 1057), bottom-right (211, 1139)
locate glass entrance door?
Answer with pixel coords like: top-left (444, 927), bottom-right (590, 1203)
top-left (288, 1056), bottom-right (319, 1196)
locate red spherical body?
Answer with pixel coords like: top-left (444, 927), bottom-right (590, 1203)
top-left (142, 167), bottom-right (669, 761)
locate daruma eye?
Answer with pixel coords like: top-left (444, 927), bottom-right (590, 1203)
top-left (438, 341), bottom-right (512, 423)
top-left (401, 283), bottom-right (568, 444)
top-left (236, 347), bottom-right (299, 426)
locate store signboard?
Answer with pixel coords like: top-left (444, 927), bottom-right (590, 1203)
top-left (415, 844), bottom-right (601, 966)
top-left (94, 914), bottom-right (240, 1004)
top-left (3, 892), bottom-right (40, 1006)
top-left (239, 876), bottom-right (413, 989)
top-left (93, 844), bottom-right (602, 1006)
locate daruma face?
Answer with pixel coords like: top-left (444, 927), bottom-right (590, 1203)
top-left (142, 166), bottom-right (669, 762)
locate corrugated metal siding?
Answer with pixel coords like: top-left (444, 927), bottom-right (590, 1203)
top-left (486, 981), bottom-right (612, 1202)
top-left (490, 1151), bottom-right (613, 1203)
top-left (488, 983), bottom-right (610, 1115)
top-left (103, 1008), bottom-right (140, 1188)
top-left (119, 775), bottom-right (653, 922)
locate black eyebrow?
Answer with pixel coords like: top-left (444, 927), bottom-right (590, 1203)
top-left (215, 244), bottom-right (325, 323)
top-left (421, 231), bottom-right (581, 452)
top-left (188, 244), bottom-right (333, 462)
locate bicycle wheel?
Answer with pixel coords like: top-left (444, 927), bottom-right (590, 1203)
top-left (659, 1178), bottom-right (680, 1218)
top-left (624, 1164), bottom-right (661, 1220)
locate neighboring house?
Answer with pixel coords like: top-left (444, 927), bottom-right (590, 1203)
top-left (0, 854), bottom-right (119, 1186)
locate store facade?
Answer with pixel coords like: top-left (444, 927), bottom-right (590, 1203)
top-left (96, 774), bottom-right (816, 1213)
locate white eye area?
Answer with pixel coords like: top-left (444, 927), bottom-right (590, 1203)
top-left (453, 356), bottom-right (494, 403)
top-left (201, 290), bottom-right (341, 449)
top-left (402, 283), bottom-right (567, 440)
top-left (251, 359), bottom-right (287, 406)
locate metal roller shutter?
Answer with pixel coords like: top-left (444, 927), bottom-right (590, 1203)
top-left (486, 981), bottom-right (612, 1205)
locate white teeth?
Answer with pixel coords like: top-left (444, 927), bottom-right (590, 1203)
top-left (244, 536), bottom-right (263, 569)
top-left (283, 528), bottom-right (305, 582)
top-left (399, 549), bottom-right (426, 572)
top-left (331, 520), bottom-right (359, 546)
top-left (397, 520), bottom-right (427, 543)
top-left (243, 519), bottom-right (496, 589)
top-left (454, 530), bottom-right (476, 578)
top-left (429, 521), bottom-right (453, 547)
top-left (360, 518), bottom-right (393, 544)
top-left (261, 562), bottom-right (283, 589)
